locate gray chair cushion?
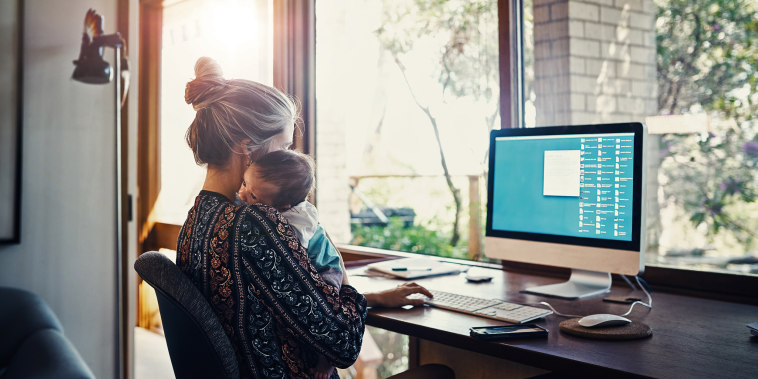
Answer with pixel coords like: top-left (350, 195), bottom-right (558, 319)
top-left (2, 329), bottom-right (94, 379)
top-left (134, 251), bottom-right (239, 379)
top-left (0, 287), bottom-right (63, 367)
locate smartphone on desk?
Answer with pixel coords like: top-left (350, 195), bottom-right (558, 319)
top-left (470, 324), bottom-right (548, 340)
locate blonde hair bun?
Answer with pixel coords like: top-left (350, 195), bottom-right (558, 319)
top-left (185, 57), bottom-right (226, 110)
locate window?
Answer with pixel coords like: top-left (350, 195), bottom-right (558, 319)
top-left (155, 0), bottom-right (273, 224)
top-left (315, 0), bottom-right (499, 261)
top-left (139, 0), bottom-right (757, 284)
top-left (522, 0), bottom-right (758, 276)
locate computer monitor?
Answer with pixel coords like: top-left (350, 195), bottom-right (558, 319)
top-left (485, 122), bottom-right (646, 299)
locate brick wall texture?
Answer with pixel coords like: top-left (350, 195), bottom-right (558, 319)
top-left (532, 0), bottom-right (657, 126)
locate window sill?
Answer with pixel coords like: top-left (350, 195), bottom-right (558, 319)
top-left (337, 245), bottom-right (758, 305)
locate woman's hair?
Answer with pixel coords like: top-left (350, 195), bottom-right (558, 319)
top-left (254, 150), bottom-right (315, 208)
top-left (184, 57), bottom-right (299, 166)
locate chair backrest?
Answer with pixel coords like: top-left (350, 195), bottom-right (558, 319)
top-left (134, 251), bottom-right (239, 379)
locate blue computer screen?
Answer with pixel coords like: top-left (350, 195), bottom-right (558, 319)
top-left (490, 133), bottom-right (635, 241)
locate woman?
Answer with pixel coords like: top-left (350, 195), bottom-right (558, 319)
top-left (176, 57), bottom-right (449, 378)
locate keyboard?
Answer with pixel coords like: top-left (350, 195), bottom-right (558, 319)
top-left (420, 289), bottom-right (553, 324)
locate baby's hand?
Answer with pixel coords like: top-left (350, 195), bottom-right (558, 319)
top-left (314, 356), bottom-right (335, 379)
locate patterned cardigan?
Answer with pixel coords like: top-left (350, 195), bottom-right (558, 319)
top-left (177, 191), bottom-right (368, 378)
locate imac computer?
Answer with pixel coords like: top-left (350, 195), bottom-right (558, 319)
top-left (485, 122), bottom-right (646, 299)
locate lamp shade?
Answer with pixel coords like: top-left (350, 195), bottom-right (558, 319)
top-left (72, 33), bottom-right (112, 84)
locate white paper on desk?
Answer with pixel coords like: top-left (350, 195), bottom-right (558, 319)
top-left (366, 257), bottom-right (462, 279)
top-left (543, 150), bottom-right (580, 197)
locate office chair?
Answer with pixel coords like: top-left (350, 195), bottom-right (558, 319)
top-left (134, 251), bottom-right (239, 379)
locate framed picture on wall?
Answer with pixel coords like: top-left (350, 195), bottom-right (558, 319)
top-left (0, 0), bottom-right (22, 244)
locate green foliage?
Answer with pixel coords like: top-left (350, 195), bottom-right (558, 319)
top-left (659, 130), bottom-right (758, 248)
top-left (656, 0), bottom-right (758, 114)
top-left (656, 0), bottom-right (758, 252)
top-left (375, 0), bottom-right (499, 102)
top-left (351, 217), bottom-right (469, 259)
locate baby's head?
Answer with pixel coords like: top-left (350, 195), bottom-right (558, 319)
top-left (242, 150), bottom-right (314, 211)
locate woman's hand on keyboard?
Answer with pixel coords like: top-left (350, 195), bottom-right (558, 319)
top-left (364, 282), bottom-right (433, 308)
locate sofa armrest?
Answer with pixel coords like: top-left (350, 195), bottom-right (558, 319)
top-left (0, 288), bottom-right (63, 367)
top-left (1, 329), bottom-right (94, 379)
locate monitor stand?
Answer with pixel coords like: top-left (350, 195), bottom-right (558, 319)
top-left (521, 269), bottom-right (611, 299)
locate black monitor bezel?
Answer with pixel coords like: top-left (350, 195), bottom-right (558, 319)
top-left (486, 122), bottom-right (644, 252)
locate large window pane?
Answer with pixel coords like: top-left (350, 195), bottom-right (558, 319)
top-left (157, 0), bottom-right (273, 223)
top-left (523, 0), bottom-right (758, 275)
top-left (315, 0), bottom-right (499, 261)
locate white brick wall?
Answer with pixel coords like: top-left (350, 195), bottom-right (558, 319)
top-left (537, 57), bottom-right (571, 77)
top-left (617, 96), bottom-right (646, 114)
top-left (585, 0), bottom-right (615, 6)
top-left (534, 0), bottom-right (558, 7)
top-left (534, 5), bottom-right (551, 24)
top-left (595, 94), bottom-right (618, 112)
top-left (569, 56), bottom-right (585, 74)
top-left (629, 11), bottom-right (654, 29)
top-left (535, 20), bottom-right (573, 41)
top-left (600, 41), bottom-right (631, 60)
top-left (600, 6), bottom-right (623, 25)
top-left (643, 31), bottom-right (656, 47)
top-left (569, 2), bottom-right (600, 22)
top-left (569, 19), bottom-right (585, 37)
top-left (615, 0), bottom-right (645, 11)
top-left (551, 2), bottom-right (569, 20)
top-left (571, 93), bottom-right (586, 110)
top-left (572, 38), bottom-right (601, 57)
top-left (616, 61), bottom-right (645, 79)
top-left (602, 78), bottom-right (632, 95)
top-left (630, 45), bottom-right (655, 63)
top-left (533, 0), bottom-right (656, 125)
top-left (534, 41), bottom-right (553, 59)
top-left (585, 58), bottom-right (612, 76)
top-left (582, 23), bottom-right (610, 41)
top-left (570, 75), bottom-right (599, 93)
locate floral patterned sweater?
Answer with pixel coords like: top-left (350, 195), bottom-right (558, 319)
top-left (177, 190), bottom-right (367, 378)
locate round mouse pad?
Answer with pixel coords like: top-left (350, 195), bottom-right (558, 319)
top-left (559, 318), bottom-right (652, 340)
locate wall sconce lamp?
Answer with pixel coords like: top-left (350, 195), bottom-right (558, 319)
top-left (72, 9), bottom-right (128, 84)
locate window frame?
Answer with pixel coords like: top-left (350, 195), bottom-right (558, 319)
top-left (138, 0), bottom-right (758, 306)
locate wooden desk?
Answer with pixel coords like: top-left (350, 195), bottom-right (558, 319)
top-left (348, 266), bottom-right (758, 378)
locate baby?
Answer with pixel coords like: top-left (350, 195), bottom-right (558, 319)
top-left (239, 149), bottom-right (344, 288)
top-left (238, 149), bottom-right (342, 379)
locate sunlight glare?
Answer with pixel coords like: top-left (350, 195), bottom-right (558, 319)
top-left (157, 0), bottom-right (273, 224)
top-left (208, 0), bottom-right (258, 51)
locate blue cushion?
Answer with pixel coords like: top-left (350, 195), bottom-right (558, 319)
top-left (1, 329), bottom-right (94, 379)
top-left (0, 287), bottom-right (63, 367)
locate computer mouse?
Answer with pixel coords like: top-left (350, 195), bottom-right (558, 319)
top-left (578, 314), bottom-right (631, 328)
top-left (465, 269), bottom-right (493, 283)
